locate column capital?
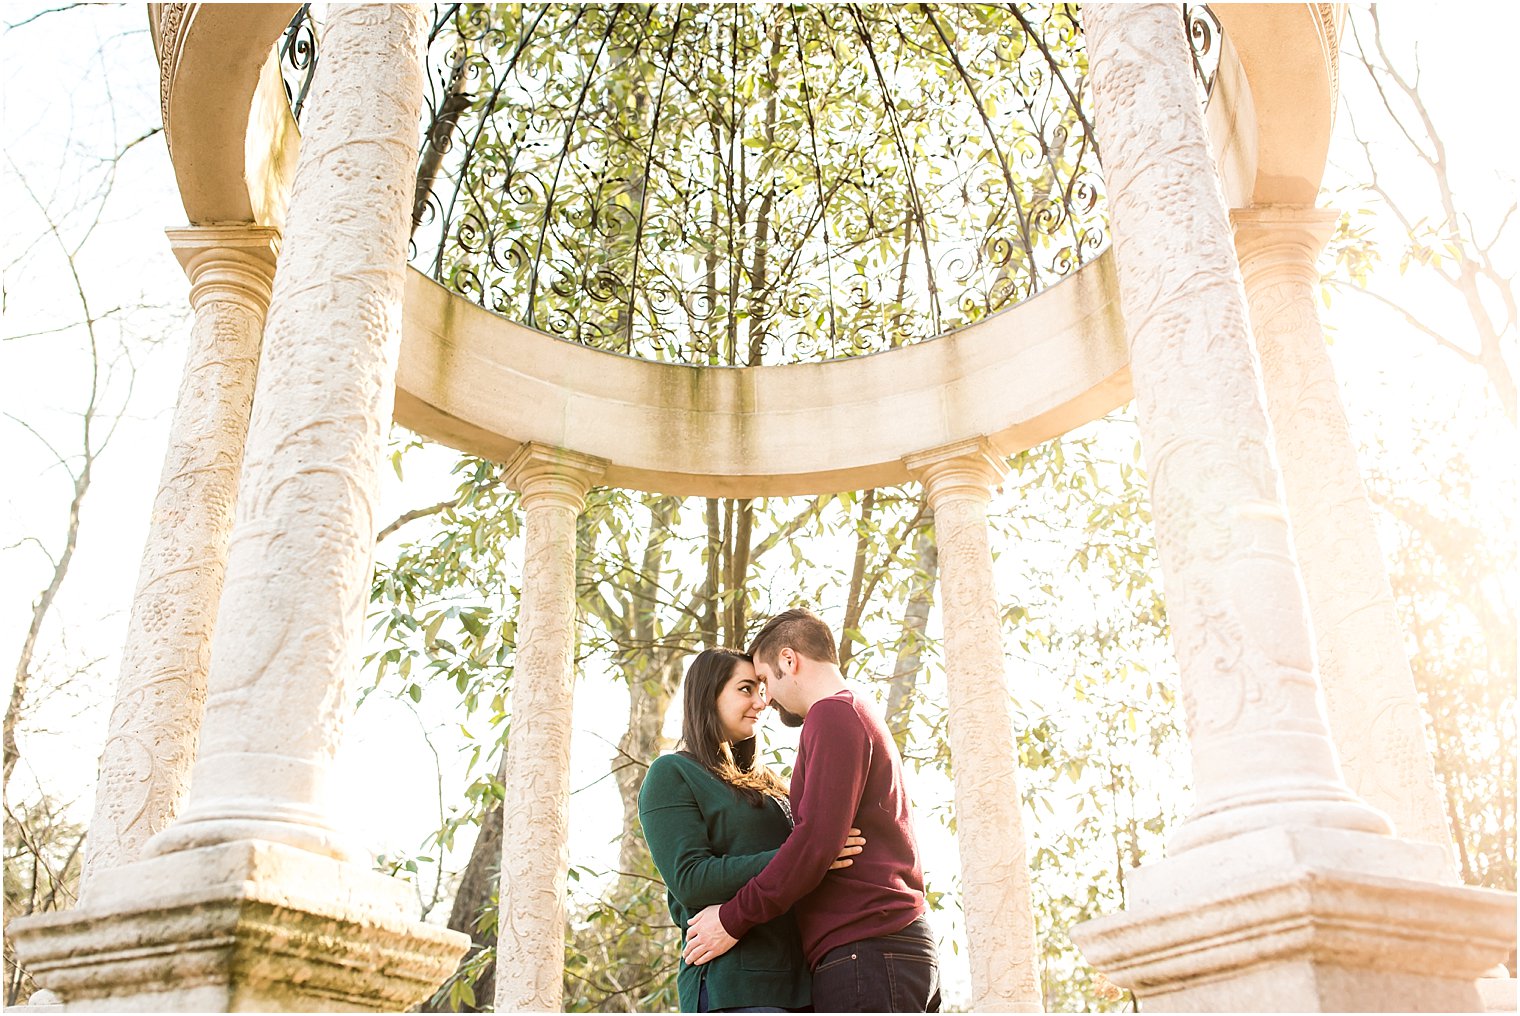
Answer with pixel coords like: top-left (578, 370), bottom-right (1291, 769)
top-left (904, 437), bottom-right (1008, 510)
top-left (1231, 205), bottom-right (1339, 283)
top-left (166, 223), bottom-right (281, 270)
top-left (166, 225), bottom-right (281, 312)
top-left (505, 442), bottom-right (608, 511)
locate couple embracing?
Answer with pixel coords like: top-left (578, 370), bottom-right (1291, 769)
top-left (638, 608), bottom-right (940, 1013)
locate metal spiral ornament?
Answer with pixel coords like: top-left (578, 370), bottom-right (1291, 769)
top-left (275, 4), bottom-right (1225, 366)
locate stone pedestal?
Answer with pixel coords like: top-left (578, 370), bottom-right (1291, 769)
top-left (495, 444), bottom-right (606, 1013)
top-left (10, 842), bottom-right (465, 1013)
top-left (1075, 828), bottom-right (1514, 1013)
top-left (1073, 4), bottom-right (1517, 1010)
top-left (905, 439), bottom-right (1041, 1013)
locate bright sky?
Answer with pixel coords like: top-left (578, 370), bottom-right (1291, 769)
top-left (2, 4), bottom-right (1515, 1011)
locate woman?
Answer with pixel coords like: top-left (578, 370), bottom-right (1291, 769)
top-left (639, 648), bottom-right (863, 1013)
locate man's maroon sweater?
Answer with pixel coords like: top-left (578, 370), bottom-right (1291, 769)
top-left (717, 689), bottom-right (926, 969)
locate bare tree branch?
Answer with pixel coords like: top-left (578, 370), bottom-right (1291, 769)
top-left (1328, 283), bottom-right (1483, 366)
top-left (3, 155), bottom-right (139, 800)
top-left (1339, 7), bottom-right (1517, 425)
top-left (377, 497), bottom-right (465, 544)
top-left (3, 3), bottom-right (102, 32)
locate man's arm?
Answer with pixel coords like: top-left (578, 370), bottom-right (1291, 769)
top-left (684, 698), bottom-right (872, 966)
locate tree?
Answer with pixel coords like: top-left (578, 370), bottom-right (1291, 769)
top-left (2, 156), bottom-right (146, 801)
top-left (3, 795), bottom-right (85, 1005)
top-left (350, 5), bottom-right (1174, 1010)
top-left (1328, 5), bottom-right (1517, 425)
top-left (2, 6), bottom-right (179, 997)
top-left (1318, 4), bottom-right (1516, 898)
top-left (1363, 418), bottom-right (1517, 893)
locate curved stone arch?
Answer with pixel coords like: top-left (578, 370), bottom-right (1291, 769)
top-left (151, 3), bottom-right (302, 229)
top-left (397, 254), bottom-right (1130, 497)
top-left (150, 3), bottom-right (1342, 497)
top-left (1211, 3), bottom-right (1342, 205)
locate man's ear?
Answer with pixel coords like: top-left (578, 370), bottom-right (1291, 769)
top-left (779, 647), bottom-right (796, 676)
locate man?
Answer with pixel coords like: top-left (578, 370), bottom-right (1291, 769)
top-left (682, 608), bottom-right (941, 1012)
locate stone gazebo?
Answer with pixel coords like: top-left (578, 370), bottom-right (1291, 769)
top-left (9, 2), bottom-right (1516, 1012)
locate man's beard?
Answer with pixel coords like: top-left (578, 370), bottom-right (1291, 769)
top-left (775, 703), bottom-right (805, 728)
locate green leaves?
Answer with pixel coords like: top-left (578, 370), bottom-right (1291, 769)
top-left (415, 1), bottom-right (1105, 365)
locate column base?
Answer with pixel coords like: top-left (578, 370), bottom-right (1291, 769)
top-left (7, 840), bottom-right (469, 1013)
top-left (1072, 827), bottom-right (1516, 1013)
top-left (3, 989), bottom-right (63, 1013)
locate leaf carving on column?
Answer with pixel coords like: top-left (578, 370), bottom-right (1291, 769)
top-left (498, 500), bottom-right (580, 1011)
top-left (194, 2), bottom-right (428, 773)
top-left (933, 494), bottom-right (1039, 1007)
top-left (85, 293), bottom-right (263, 875)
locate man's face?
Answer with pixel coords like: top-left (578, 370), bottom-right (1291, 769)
top-left (753, 658), bottom-right (805, 728)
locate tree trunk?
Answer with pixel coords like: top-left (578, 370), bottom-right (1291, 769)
top-left (5, 466), bottom-right (89, 795)
top-left (702, 498), bottom-right (721, 648)
top-left (412, 46), bottom-right (473, 237)
top-left (839, 489), bottom-right (877, 670)
top-left (423, 749), bottom-right (508, 1013)
top-left (613, 496), bottom-right (681, 886)
top-left (726, 500), bottom-right (753, 647)
top-left (885, 505), bottom-right (937, 751)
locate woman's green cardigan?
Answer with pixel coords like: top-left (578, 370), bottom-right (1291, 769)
top-left (638, 752), bottom-right (810, 1012)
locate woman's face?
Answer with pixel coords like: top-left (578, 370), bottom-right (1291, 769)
top-left (715, 660), bottom-right (768, 744)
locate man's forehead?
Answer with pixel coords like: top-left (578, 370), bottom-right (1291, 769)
top-left (753, 660), bottom-right (779, 680)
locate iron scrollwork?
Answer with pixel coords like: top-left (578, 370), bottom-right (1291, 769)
top-left (278, 3), bottom-right (318, 124)
top-left (272, 4), bottom-right (1216, 366)
top-left (1183, 4), bottom-right (1224, 101)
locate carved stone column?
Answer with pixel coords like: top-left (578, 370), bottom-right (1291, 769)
top-left (79, 227), bottom-right (277, 896)
top-left (147, 1), bottom-right (426, 861)
top-left (496, 443), bottom-right (606, 1013)
top-left (1070, 5), bottom-right (1515, 1011)
top-left (906, 439), bottom-right (1040, 1013)
top-left (1233, 206), bottom-right (1455, 860)
top-left (9, 7), bottom-right (468, 1010)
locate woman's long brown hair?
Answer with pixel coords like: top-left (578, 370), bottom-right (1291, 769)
top-left (679, 648), bottom-right (789, 808)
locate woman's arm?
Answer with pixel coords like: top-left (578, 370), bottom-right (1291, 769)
top-left (639, 761), bottom-right (780, 911)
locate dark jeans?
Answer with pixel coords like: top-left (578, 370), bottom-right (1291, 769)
top-left (811, 915), bottom-right (941, 1013)
top-left (696, 979), bottom-right (797, 1013)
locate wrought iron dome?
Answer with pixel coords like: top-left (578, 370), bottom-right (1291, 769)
top-left (282, 3), bottom-right (1221, 366)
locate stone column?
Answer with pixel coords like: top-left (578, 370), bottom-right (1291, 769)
top-left (146, 2), bottom-right (428, 860)
top-left (79, 226), bottom-right (277, 895)
top-left (1069, 6), bottom-right (1514, 1011)
top-left (906, 439), bottom-right (1040, 1013)
top-left (1084, 4), bottom-right (1389, 854)
top-left (495, 443), bottom-right (606, 1014)
top-left (1234, 206), bottom-right (1455, 860)
top-left (8, 7), bottom-right (469, 1010)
